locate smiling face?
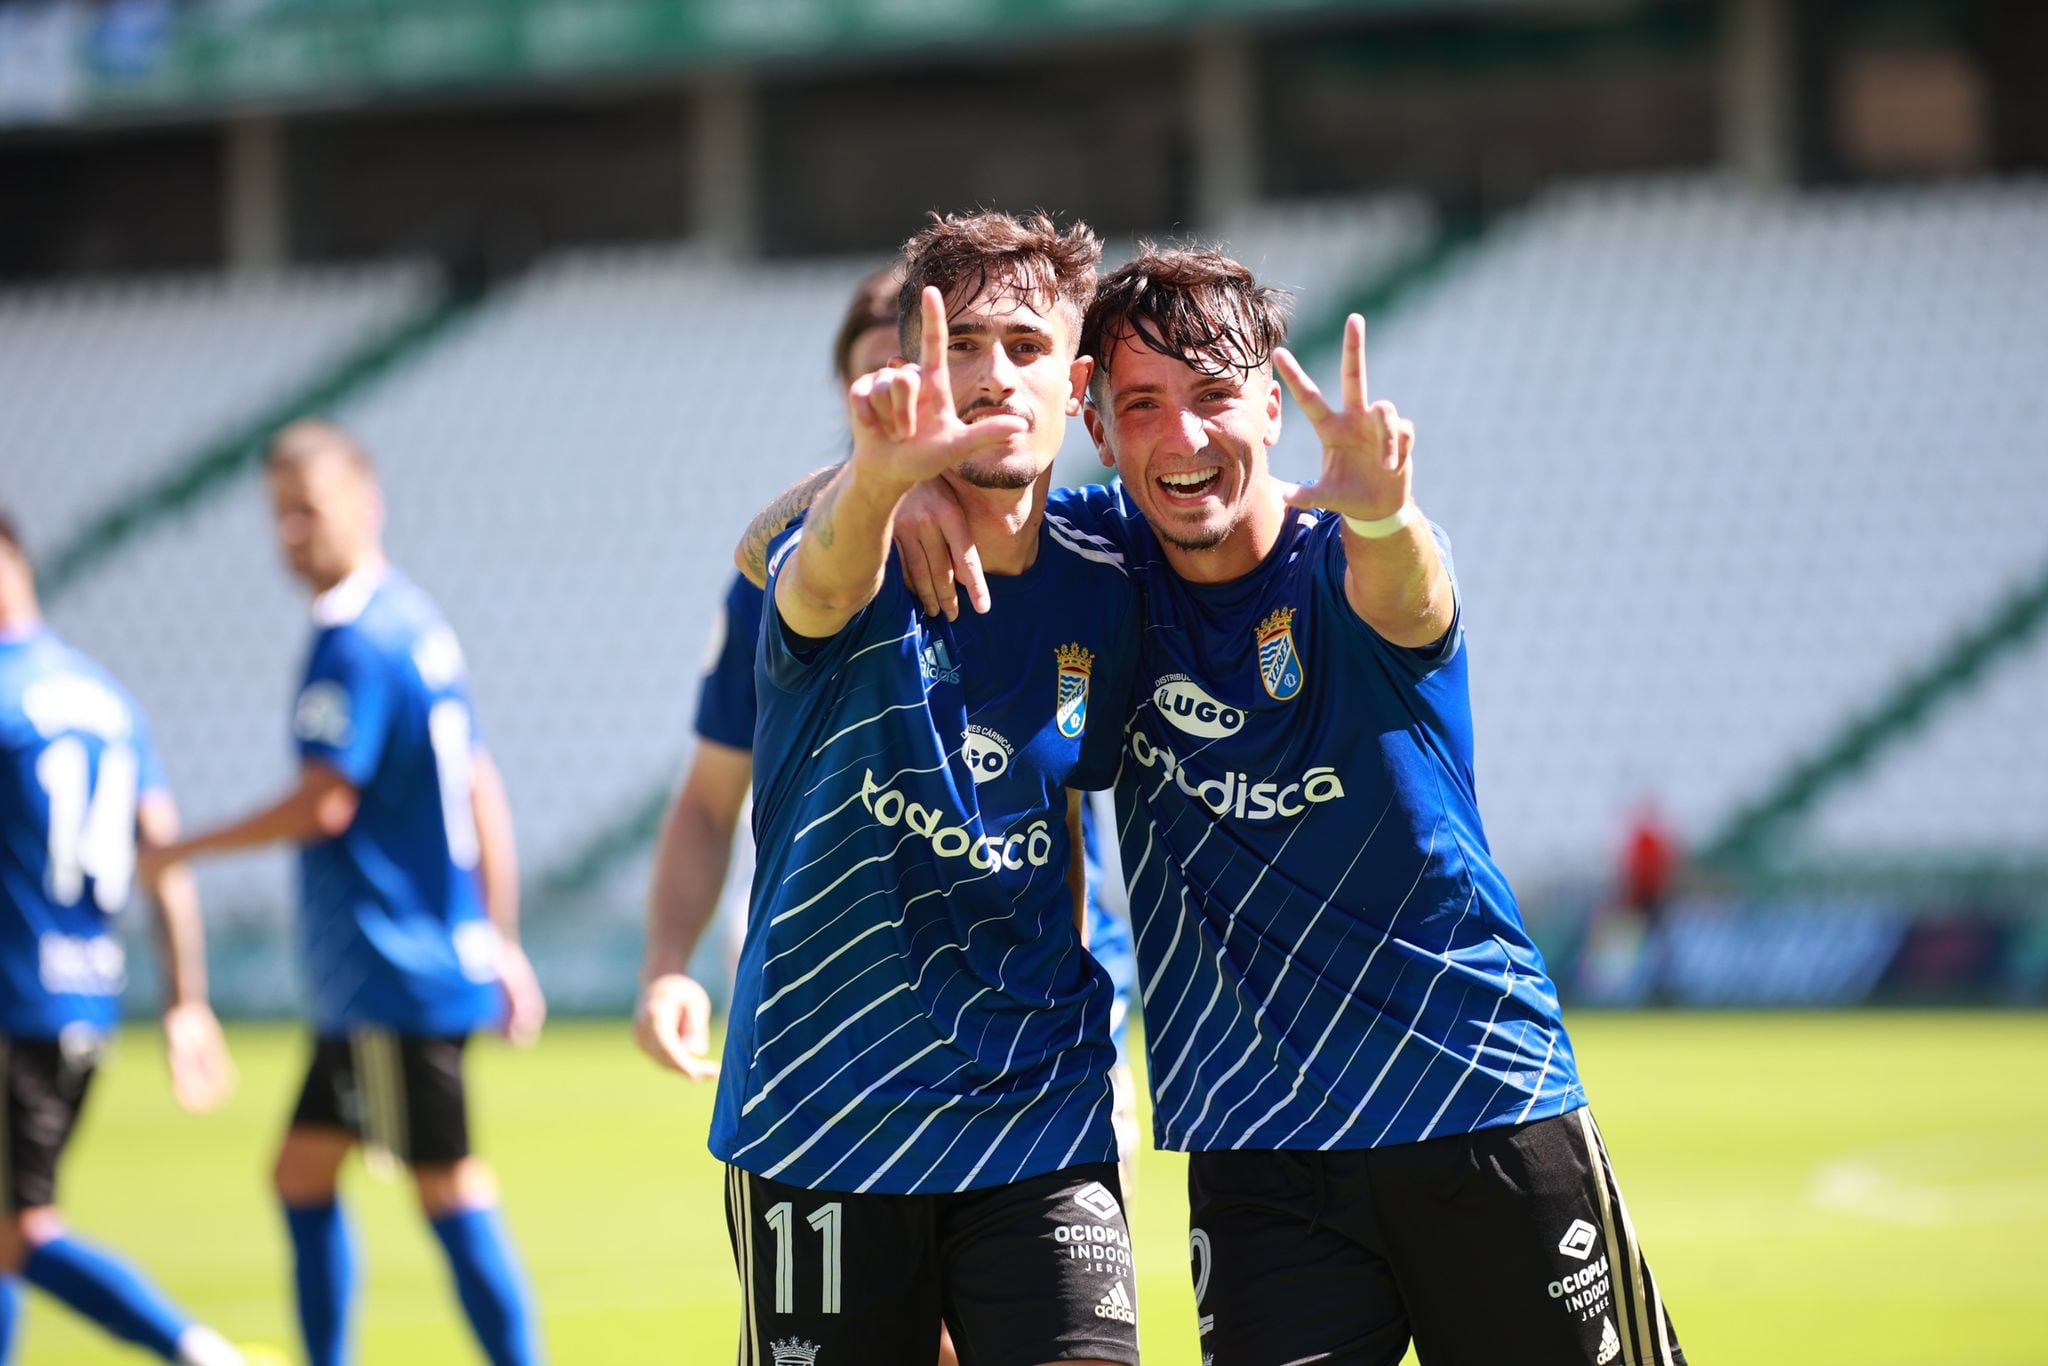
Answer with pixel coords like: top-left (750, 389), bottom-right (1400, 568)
top-left (1087, 331), bottom-right (1282, 553)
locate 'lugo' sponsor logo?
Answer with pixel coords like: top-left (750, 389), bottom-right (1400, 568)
top-left (1127, 731), bottom-right (1344, 822)
top-left (1152, 675), bottom-right (1245, 738)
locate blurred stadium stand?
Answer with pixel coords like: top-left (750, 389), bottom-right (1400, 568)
top-left (2, 0), bottom-right (2042, 1011)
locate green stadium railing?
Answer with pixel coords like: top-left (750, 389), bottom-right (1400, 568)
top-left (1701, 556), bottom-right (2048, 871)
top-left (39, 280), bottom-right (487, 606)
top-left (527, 211), bottom-right (1489, 905)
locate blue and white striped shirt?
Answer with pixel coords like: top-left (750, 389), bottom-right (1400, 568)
top-left (710, 518), bottom-right (1139, 1193)
top-left (1056, 484), bottom-right (1585, 1153)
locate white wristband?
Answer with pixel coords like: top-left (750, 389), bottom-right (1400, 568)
top-left (1342, 504), bottom-right (1416, 540)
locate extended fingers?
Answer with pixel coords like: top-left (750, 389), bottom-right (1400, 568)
top-left (1341, 313), bottom-right (1367, 410)
top-left (917, 286), bottom-right (952, 413)
top-left (1271, 347), bottom-right (1331, 425)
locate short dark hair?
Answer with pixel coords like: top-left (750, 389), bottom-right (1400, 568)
top-left (1080, 246), bottom-right (1293, 403)
top-left (0, 504), bottom-right (22, 560)
top-left (830, 263), bottom-right (903, 383)
top-left (896, 209), bottom-right (1101, 352)
top-left (265, 418), bottom-right (375, 477)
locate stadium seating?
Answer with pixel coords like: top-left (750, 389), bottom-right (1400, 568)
top-left (1314, 175), bottom-right (2048, 879)
top-left (0, 263), bottom-right (436, 554)
top-left (31, 182), bottom-right (2044, 924)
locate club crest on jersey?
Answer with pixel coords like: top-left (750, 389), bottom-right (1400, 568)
top-left (1255, 607), bottom-right (1304, 701)
top-left (1055, 643), bottom-right (1093, 739)
top-left (770, 1340), bottom-right (821, 1366)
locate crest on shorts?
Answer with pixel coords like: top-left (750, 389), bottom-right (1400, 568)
top-left (770, 1340), bottom-right (821, 1366)
top-left (1056, 643), bottom-right (1093, 739)
top-left (1255, 607), bottom-right (1304, 701)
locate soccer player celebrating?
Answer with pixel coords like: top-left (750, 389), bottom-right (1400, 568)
top-left (904, 248), bottom-right (1686, 1365)
top-left (717, 212), bottom-right (1141, 1366)
top-left (634, 263), bottom-right (904, 1081)
top-left (0, 508), bottom-right (242, 1365)
top-left (143, 424), bottom-right (546, 1366)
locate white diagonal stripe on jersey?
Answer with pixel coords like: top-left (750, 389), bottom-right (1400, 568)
top-left (798, 750), bottom-right (946, 822)
top-left (757, 1034), bottom-right (951, 1180)
top-left (1056, 1078), bottom-right (1112, 1173)
top-left (1046, 518), bottom-right (1127, 572)
top-left (1160, 794), bottom-right (1381, 1140)
top-left (760, 860), bottom-right (999, 989)
top-left (844, 1055), bottom-right (979, 1193)
top-left (1415, 962), bottom-right (1516, 1141)
top-left (1045, 513), bottom-right (1125, 564)
top-left (1139, 821), bottom-right (1213, 1011)
top-left (1320, 875), bottom-right (1479, 1150)
top-left (768, 830), bottom-right (923, 925)
top-left (1240, 821), bottom-right (1441, 1149)
top-left (957, 1015), bottom-right (1083, 1190)
top-left (845, 619), bottom-right (921, 667)
top-left (1515, 1029), bottom-right (1560, 1124)
top-left (1201, 795), bottom-right (1396, 1143)
top-left (757, 892), bottom-right (1007, 1054)
top-left (810, 700), bottom-right (934, 759)
top-left (738, 985), bottom-right (914, 1116)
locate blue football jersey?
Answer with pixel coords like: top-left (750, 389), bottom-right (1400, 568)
top-left (1053, 485), bottom-right (1585, 1153)
top-left (291, 570), bottom-right (499, 1035)
top-left (711, 520), bottom-right (1138, 1195)
top-left (695, 572), bottom-right (765, 751)
top-left (0, 627), bottom-right (167, 1037)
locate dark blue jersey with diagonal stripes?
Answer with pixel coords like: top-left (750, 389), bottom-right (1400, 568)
top-left (709, 516), bottom-right (1138, 1194)
top-left (1053, 485), bottom-right (1585, 1153)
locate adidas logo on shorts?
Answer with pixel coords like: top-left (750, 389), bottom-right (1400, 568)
top-left (1094, 1279), bottom-right (1137, 1325)
top-left (1596, 1315), bottom-right (1621, 1365)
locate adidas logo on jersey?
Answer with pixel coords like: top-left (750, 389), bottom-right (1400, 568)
top-left (1596, 1315), bottom-right (1621, 1364)
top-left (770, 1339), bottom-right (821, 1366)
top-left (920, 639), bottom-right (961, 685)
top-left (1094, 1280), bottom-right (1137, 1325)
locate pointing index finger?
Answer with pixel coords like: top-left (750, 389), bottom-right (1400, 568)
top-left (1341, 313), bottom-right (1366, 411)
top-left (919, 286), bottom-right (953, 416)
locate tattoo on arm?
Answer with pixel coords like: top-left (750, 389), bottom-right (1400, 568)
top-left (736, 463), bottom-right (841, 586)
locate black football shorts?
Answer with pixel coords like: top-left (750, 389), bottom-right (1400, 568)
top-left (1188, 1108), bottom-right (1685, 1365)
top-left (1, 1031), bottom-right (103, 1210)
top-left (289, 1031), bottom-right (472, 1166)
top-left (725, 1160), bottom-right (1140, 1366)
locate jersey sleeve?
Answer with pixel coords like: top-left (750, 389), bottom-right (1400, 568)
top-left (1316, 515), bottom-right (1464, 679)
top-left (758, 525), bottom-right (915, 693)
top-left (294, 627), bottom-right (394, 785)
top-left (693, 572), bottom-right (765, 751)
top-left (1045, 480), bottom-right (1136, 566)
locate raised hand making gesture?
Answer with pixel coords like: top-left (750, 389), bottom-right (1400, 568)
top-left (777, 286), bottom-right (1026, 640)
top-left (1273, 313), bottom-right (1415, 527)
top-left (847, 285), bottom-right (1027, 487)
top-left (1271, 313), bottom-right (1453, 649)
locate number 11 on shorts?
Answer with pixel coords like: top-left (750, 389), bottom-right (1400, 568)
top-left (764, 1201), bottom-right (843, 1315)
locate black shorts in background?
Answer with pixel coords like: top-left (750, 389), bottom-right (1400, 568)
top-left (725, 1161), bottom-right (1140, 1366)
top-left (1188, 1108), bottom-right (1686, 1366)
top-left (290, 1031), bottom-right (471, 1166)
top-left (1, 1032), bottom-right (102, 1211)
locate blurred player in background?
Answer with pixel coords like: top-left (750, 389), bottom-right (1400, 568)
top-left (0, 508), bottom-right (243, 1365)
top-left (633, 262), bottom-right (902, 1080)
top-left (143, 424), bottom-right (546, 1366)
top-left (717, 212), bottom-right (1140, 1366)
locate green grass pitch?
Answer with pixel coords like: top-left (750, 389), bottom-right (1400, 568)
top-left (21, 1012), bottom-right (2048, 1362)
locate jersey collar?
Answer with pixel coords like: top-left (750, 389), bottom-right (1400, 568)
top-left (310, 564), bottom-right (387, 628)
